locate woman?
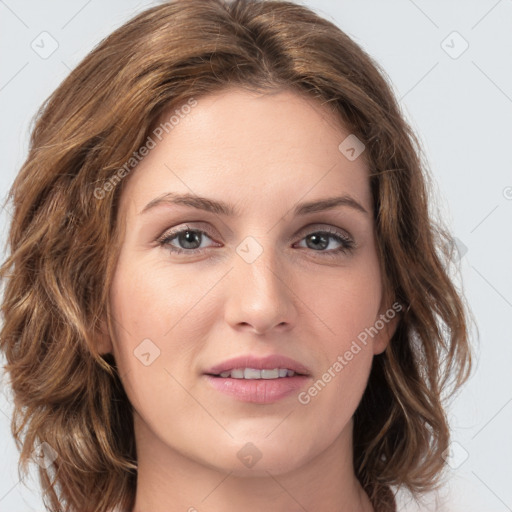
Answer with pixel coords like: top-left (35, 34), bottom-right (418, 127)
top-left (0, 1), bottom-right (472, 511)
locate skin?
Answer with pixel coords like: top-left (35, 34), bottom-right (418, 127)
top-left (98, 87), bottom-right (398, 512)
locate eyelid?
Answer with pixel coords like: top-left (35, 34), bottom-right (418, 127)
top-left (292, 223), bottom-right (354, 244)
top-left (157, 222), bottom-right (353, 244)
top-left (157, 221), bottom-right (356, 261)
top-left (157, 221), bottom-right (216, 241)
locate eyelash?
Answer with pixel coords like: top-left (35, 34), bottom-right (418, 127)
top-left (157, 225), bottom-right (355, 258)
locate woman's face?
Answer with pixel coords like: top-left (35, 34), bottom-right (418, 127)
top-left (102, 87), bottom-right (396, 477)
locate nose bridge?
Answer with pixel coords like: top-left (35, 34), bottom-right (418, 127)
top-left (236, 235), bottom-right (286, 304)
top-left (224, 235), bottom-right (295, 333)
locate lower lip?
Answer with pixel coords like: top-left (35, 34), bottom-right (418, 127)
top-left (203, 374), bottom-right (310, 403)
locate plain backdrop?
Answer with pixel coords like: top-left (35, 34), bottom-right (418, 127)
top-left (1, 1), bottom-right (511, 511)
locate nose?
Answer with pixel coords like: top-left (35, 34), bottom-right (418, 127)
top-left (223, 244), bottom-right (297, 335)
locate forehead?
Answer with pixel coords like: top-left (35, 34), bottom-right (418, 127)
top-left (119, 87), bottom-right (372, 218)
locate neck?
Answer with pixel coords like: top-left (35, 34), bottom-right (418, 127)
top-left (131, 414), bottom-right (374, 512)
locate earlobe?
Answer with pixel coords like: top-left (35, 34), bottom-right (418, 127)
top-left (372, 304), bottom-right (401, 355)
top-left (95, 317), bottom-right (114, 355)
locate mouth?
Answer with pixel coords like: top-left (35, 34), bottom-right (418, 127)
top-left (203, 354), bottom-right (312, 403)
top-left (203, 367), bottom-right (311, 404)
top-left (206, 367), bottom-right (308, 379)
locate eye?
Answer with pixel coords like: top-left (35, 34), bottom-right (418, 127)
top-left (158, 226), bottom-right (219, 255)
top-left (293, 227), bottom-right (355, 257)
top-left (157, 224), bottom-right (355, 257)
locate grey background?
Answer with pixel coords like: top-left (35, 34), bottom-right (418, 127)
top-left (1, 0), bottom-right (511, 510)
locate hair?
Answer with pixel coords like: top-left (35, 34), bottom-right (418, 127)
top-left (0, 1), bottom-right (473, 511)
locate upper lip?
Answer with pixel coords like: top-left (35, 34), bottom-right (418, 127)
top-left (204, 354), bottom-right (312, 376)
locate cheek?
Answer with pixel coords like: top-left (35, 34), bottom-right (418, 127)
top-left (294, 252), bottom-right (381, 407)
top-left (109, 254), bottom-right (211, 337)
top-left (297, 277), bottom-right (377, 432)
top-left (106, 254), bottom-right (219, 394)
top-left (303, 257), bottom-right (382, 343)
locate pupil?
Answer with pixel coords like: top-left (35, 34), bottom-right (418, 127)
top-left (306, 233), bottom-right (328, 250)
top-left (179, 230), bottom-right (201, 249)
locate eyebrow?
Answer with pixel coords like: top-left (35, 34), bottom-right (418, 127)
top-left (140, 192), bottom-right (369, 217)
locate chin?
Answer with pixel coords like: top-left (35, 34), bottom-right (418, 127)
top-left (202, 436), bottom-right (314, 477)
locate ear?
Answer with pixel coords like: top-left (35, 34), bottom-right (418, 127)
top-left (372, 300), bottom-right (402, 355)
top-left (95, 316), bottom-right (114, 355)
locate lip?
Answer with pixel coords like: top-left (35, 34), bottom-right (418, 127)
top-left (204, 354), bottom-right (312, 377)
top-left (204, 374), bottom-right (310, 403)
top-left (203, 354), bottom-right (312, 404)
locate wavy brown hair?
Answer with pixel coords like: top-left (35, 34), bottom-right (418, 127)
top-left (0, 1), bottom-right (472, 511)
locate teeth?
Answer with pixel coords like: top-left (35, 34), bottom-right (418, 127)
top-left (244, 368), bottom-right (262, 379)
top-left (217, 368), bottom-right (297, 379)
top-left (260, 369), bottom-right (279, 379)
